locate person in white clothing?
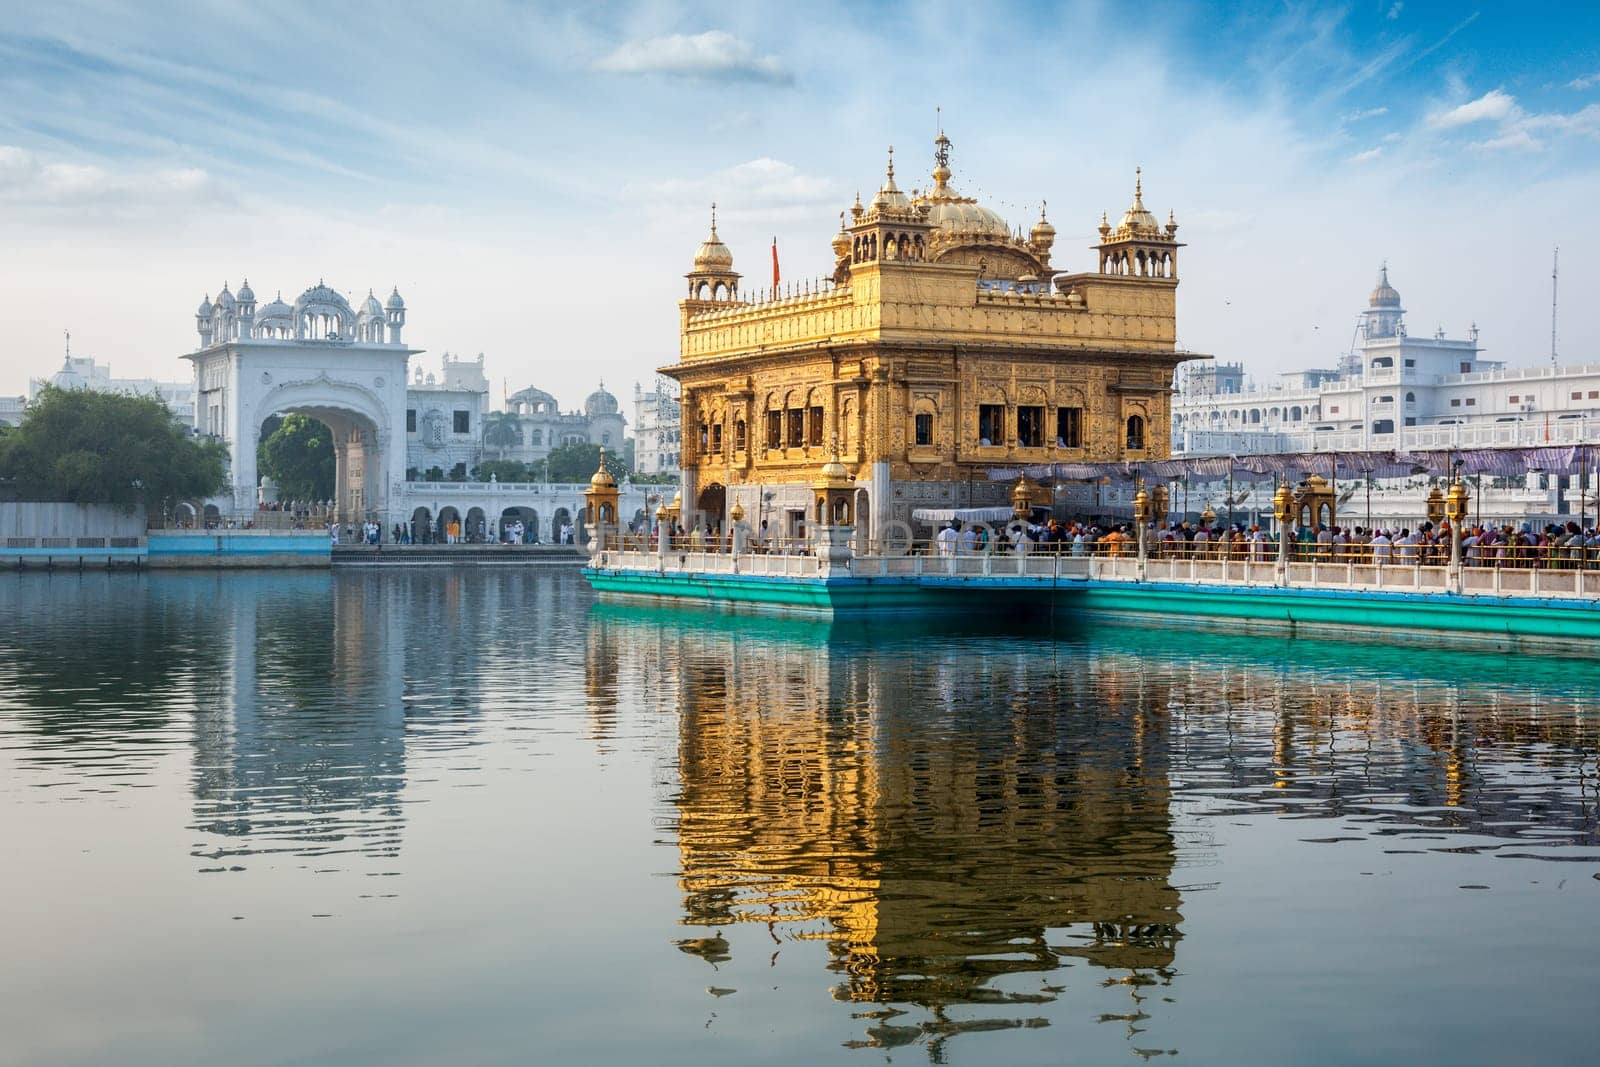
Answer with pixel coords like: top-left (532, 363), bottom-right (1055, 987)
top-left (1371, 529), bottom-right (1393, 563)
top-left (958, 524), bottom-right (978, 555)
top-left (935, 524), bottom-right (959, 557)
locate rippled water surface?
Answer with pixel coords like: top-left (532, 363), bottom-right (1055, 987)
top-left (2, 568), bottom-right (1599, 1065)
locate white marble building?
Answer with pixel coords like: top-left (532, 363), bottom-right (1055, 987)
top-left (0, 394), bottom-right (22, 428)
top-left (632, 377), bottom-right (680, 477)
top-left (1174, 266), bottom-right (1600, 454)
top-left (182, 279), bottom-right (646, 539)
top-left (26, 355), bottom-right (195, 424)
top-left (1169, 266), bottom-right (1600, 526)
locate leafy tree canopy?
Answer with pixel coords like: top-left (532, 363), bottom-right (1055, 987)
top-left (545, 441), bottom-right (628, 483)
top-left (258, 413), bottom-right (335, 501)
top-left (0, 386), bottom-right (226, 509)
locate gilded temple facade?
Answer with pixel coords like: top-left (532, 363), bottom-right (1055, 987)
top-left (662, 133), bottom-right (1194, 538)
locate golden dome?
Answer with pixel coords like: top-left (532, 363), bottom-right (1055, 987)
top-left (819, 457), bottom-right (850, 481)
top-left (589, 447), bottom-right (618, 488)
top-left (1368, 264), bottom-right (1402, 308)
top-left (869, 146), bottom-right (911, 212)
top-left (692, 204), bottom-right (734, 272)
top-left (831, 225), bottom-right (851, 258)
top-left (1115, 168), bottom-right (1161, 236)
top-left (913, 133), bottom-right (1013, 239)
top-left (1029, 202), bottom-right (1056, 248)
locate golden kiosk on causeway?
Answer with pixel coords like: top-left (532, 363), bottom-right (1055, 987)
top-left (661, 130), bottom-right (1201, 542)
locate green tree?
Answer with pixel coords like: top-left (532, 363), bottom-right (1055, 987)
top-left (482, 411), bottom-right (523, 456)
top-left (0, 386), bottom-right (226, 510)
top-left (259, 413), bottom-right (335, 501)
top-left (545, 440), bottom-right (628, 483)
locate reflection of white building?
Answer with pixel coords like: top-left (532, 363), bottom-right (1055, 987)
top-left (1175, 266), bottom-right (1600, 454)
top-left (28, 355), bottom-right (195, 424)
top-left (633, 377), bottom-right (680, 477)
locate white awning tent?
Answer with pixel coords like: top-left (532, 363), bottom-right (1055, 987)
top-left (910, 507), bottom-right (1017, 524)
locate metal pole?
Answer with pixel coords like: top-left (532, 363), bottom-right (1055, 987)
top-left (1227, 469), bottom-right (1234, 530)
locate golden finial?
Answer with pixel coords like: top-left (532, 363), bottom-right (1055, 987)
top-left (1040, 200), bottom-right (1048, 219)
top-left (709, 201), bottom-right (718, 235)
top-left (1134, 166), bottom-right (1143, 201)
top-left (886, 145), bottom-right (895, 181)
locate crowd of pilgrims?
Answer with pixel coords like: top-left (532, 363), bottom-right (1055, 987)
top-left (927, 517), bottom-right (1600, 567)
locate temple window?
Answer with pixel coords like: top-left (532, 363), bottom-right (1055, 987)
top-left (406, 409), bottom-right (416, 433)
top-left (978, 404), bottom-right (1004, 446)
top-left (808, 406), bottom-right (824, 447)
top-left (766, 411), bottom-right (782, 449)
top-left (453, 410), bottom-right (469, 434)
top-left (734, 419), bottom-right (747, 451)
top-left (787, 408), bottom-right (804, 448)
top-left (1056, 407), bottom-right (1082, 447)
top-left (914, 412), bottom-right (933, 447)
top-left (1017, 406), bottom-right (1044, 448)
top-left (710, 423), bottom-right (722, 451)
top-left (1125, 414), bottom-right (1146, 450)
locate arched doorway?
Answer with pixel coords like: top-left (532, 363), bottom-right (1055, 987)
top-left (552, 507), bottom-right (573, 544)
top-left (173, 501), bottom-right (198, 528)
top-left (500, 506), bottom-right (537, 544)
top-left (696, 483), bottom-right (726, 535)
top-left (202, 504), bottom-right (221, 528)
top-left (410, 506), bottom-right (432, 544)
top-left (437, 506), bottom-right (462, 544)
top-left (465, 506), bottom-right (488, 544)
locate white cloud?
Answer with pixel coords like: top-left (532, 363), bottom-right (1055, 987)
top-left (1345, 106), bottom-right (1389, 122)
top-left (594, 31), bottom-right (793, 85)
top-left (1428, 89), bottom-right (1520, 129)
top-left (1387, 2), bottom-right (1404, 20)
top-left (1349, 147), bottom-right (1383, 163)
top-left (632, 157), bottom-right (841, 214)
top-left (0, 145), bottom-right (232, 214)
top-left (1569, 72), bottom-right (1600, 90)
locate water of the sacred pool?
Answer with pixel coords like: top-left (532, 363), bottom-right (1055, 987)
top-left (1, 569), bottom-right (1596, 1066)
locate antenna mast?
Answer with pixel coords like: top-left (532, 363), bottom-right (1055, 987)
top-left (1552, 246), bottom-right (1559, 368)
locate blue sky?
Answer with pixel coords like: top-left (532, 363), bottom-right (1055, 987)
top-left (1, 1), bottom-right (1598, 404)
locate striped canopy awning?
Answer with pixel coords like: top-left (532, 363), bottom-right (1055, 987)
top-left (988, 445), bottom-right (1599, 483)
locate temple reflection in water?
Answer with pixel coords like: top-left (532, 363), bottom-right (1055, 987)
top-left (590, 607), bottom-right (1188, 1045)
top-left (586, 605), bottom-right (1600, 1053)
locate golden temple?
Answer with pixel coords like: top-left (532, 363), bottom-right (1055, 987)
top-left (662, 131), bottom-right (1195, 539)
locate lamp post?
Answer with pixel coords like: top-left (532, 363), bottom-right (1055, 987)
top-left (1446, 461), bottom-right (1468, 587)
top-left (1272, 476), bottom-right (1294, 583)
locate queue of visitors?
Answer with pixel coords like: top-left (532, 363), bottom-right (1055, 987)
top-left (919, 516), bottom-right (1600, 568)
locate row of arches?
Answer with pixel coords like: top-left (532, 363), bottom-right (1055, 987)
top-left (1100, 246), bottom-right (1175, 278)
top-left (404, 505), bottom-right (582, 544)
top-left (853, 230), bottom-right (925, 264)
top-left (691, 279), bottom-right (738, 301)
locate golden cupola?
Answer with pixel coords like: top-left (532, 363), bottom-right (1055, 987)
top-left (1028, 202), bottom-right (1056, 256)
top-left (1095, 167), bottom-right (1182, 280)
top-left (685, 203), bottom-right (741, 303)
top-left (1114, 168), bottom-right (1161, 237)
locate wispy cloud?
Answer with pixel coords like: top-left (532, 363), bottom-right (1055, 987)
top-left (595, 31), bottom-right (793, 85)
top-left (1569, 72), bottom-right (1600, 90)
top-left (1349, 147), bottom-right (1383, 163)
top-left (1344, 106), bottom-right (1389, 122)
top-left (1387, 2), bottom-right (1404, 20)
top-left (1428, 89), bottom-right (1520, 129)
top-left (631, 157), bottom-right (839, 217)
top-left (0, 144), bottom-right (232, 215)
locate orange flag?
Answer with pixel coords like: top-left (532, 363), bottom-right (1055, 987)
top-left (772, 237), bottom-right (780, 290)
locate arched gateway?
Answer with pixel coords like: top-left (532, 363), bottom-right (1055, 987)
top-left (185, 281), bottom-right (416, 525)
